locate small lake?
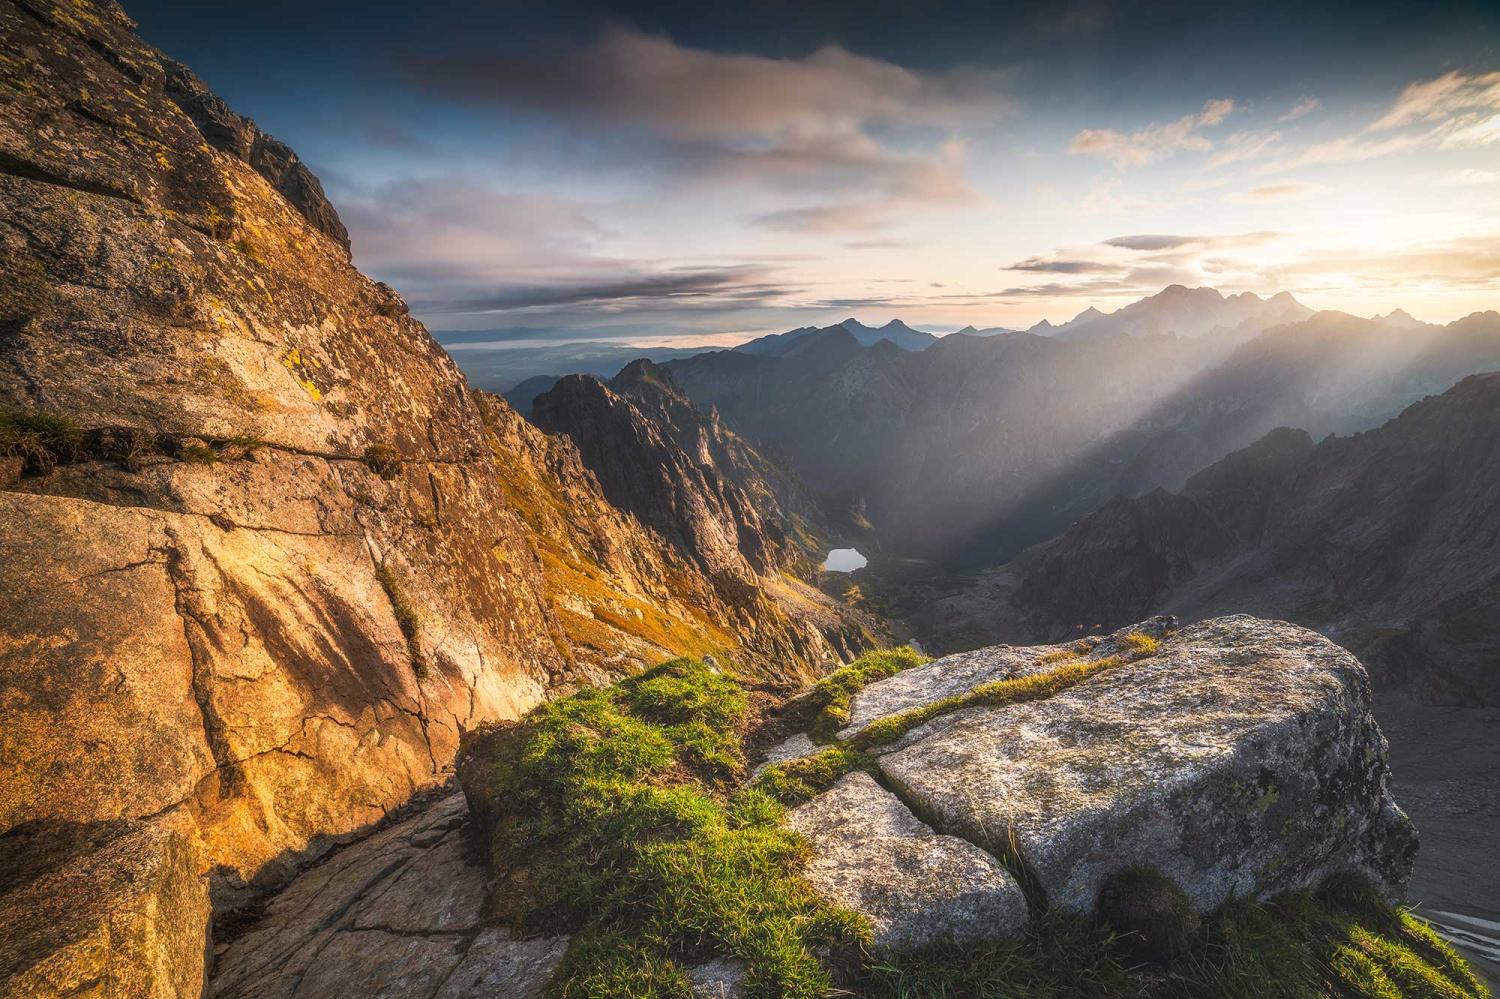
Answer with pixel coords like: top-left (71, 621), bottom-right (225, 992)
top-left (822, 548), bottom-right (868, 572)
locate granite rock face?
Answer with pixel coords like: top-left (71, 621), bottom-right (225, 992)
top-left (0, 817), bottom-right (210, 998)
top-left (208, 791), bottom-right (567, 999)
top-left (0, 1), bottom-right (872, 993)
top-left (787, 772), bottom-right (1028, 952)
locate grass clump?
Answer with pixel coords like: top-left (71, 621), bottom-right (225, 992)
top-left (362, 443), bottom-right (401, 480)
top-left (750, 745), bottom-right (874, 806)
top-left (460, 657), bottom-right (867, 998)
top-left (804, 646), bottom-right (927, 742)
top-left (1097, 866), bottom-right (1199, 963)
top-left (374, 563), bottom-right (427, 678)
top-left (857, 911), bottom-right (1140, 999)
top-left (0, 409), bottom-right (85, 474)
top-left (176, 440), bottom-right (219, 464)
top-left (1123, 631), bottom-right (1161, 655)
top-left (859, 874), bottom-right (1486, 999)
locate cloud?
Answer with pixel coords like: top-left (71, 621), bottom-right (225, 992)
top-left (1440, 167), bottom-right (1500, 186)
top-left (1264, 70), bottom-right (1500, 172)
top-left (1280, 97), bottom-right (1322, 122)
top-left (406, 27), bottom-right (1002, 207)
top-left (742, 138), bottom-right (980, 233)
top-left (340, 175), bottom-right (795, 318)
top-left (412, 27), bottom-right (1003, 139)
top-left (1367, 70), bottom-right (1500, 132)
top-left (1230, 181), bottom-right (1328, 203)
top-left (1207, 130), bottom-right (1281, 167)
top-left (342, 178), bottom-right (608, 284)
top-left (426, 267), bottom-right (787, 314)
top-left (842, 238), bottom-right (911, 250)
top-left (1068, 98), bottom-right (1235, 168)
top-left (1005, 256), bottom-right (1117, 273)
top-left (754, 202), bottom-right (891, 233)
top-left (1103, 231), bottom-right (1284, 251)
top-left (1266, 235), bottom-right (1500, 290)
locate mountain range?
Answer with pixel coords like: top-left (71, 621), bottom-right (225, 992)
top-left (663, 300), bottom-right (1500, 564)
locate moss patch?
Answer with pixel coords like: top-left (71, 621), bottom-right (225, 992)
top-left (461, 657), bottom-right (867, 997)
top-left (804, 646), bottom-right (927, 742)
top-left (362, 443), bottom-right (401, 480)
top-left (374, 563), bottom-right (427, 679)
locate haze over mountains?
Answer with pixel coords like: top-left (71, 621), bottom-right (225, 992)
top-left (1005, 373), bottom-right (1500, 706)
top-left (656, 293), bottom-right (1500, 565)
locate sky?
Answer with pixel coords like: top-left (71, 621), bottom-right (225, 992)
top-left (129, 0), bottom-right (1500, 345)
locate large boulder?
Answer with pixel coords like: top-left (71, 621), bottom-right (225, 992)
top-left (868, 616), bottom-right (1416, 915)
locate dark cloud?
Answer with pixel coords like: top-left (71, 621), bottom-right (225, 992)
top-left (1005, 256), bottom-right (1117, 273)
top-left (407, 27), bottom-right (1006, 138)
top-left (403, 27), bottom-right (997, 206)
top-left (1103, 231), bottom-right (1283, 251)
top-left (417, 266), bottom-right (792, 315)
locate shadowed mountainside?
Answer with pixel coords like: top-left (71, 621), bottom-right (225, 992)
top-left (964, 373), bottom-right (1500, 705)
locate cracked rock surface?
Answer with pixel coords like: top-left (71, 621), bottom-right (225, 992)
top-left (788, 772), bottom-right (1028, 952)
top-left (0, 9), bottom-right (873, 992)
top-left (209, 792), bottom-right (567, 999)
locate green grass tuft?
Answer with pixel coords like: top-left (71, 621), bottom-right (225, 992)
top-left (846, 653), bottom-right (1134, 751)
top-left (804, 646), bottom-right (927, 742)
top-left (461, 656), bottom-right (868, 997)
top-left (749, 745), bottom-right (873, 806)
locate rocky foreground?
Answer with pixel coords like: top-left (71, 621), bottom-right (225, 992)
top-left (433, 615), bottom-right (1484, 996)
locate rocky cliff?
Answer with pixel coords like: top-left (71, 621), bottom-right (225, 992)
top-left (0, 3), bottom-right (870, 993)
top-left (1010, 374), bottom-right (1500, 705)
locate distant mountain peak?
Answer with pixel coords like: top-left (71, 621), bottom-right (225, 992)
top-left (1041, 286), bottom-right (1311, 343)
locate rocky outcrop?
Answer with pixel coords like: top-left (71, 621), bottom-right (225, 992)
top-left (533, 362), bottom-right (815, 584)
top-left (1, 817), bottom-right (210, 998)
top-left (1012, 374), bottom-right (1500, 705)
top-left (208, 790), bottom-right (566, 999)
top-left (771, 617), bottom-right (1415, 945)
top-left (1, 0), bottom-right (563, 911)
top-left (481, 393), bottom-right (875, 683)
top-left (0, 2), bottom-right (872, 993)
top-left (530, 364), bottom-right (875, 678)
